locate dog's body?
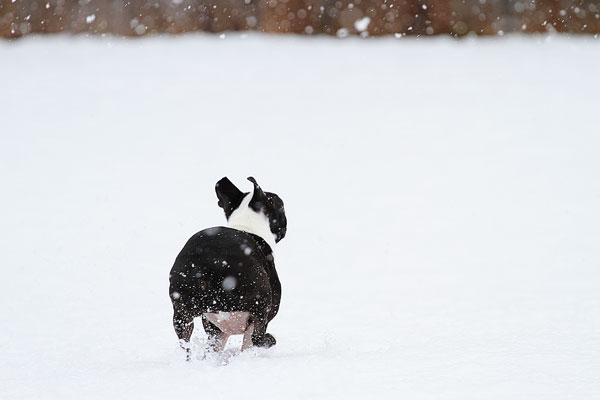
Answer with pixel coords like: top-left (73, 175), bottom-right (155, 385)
top-left (169, 177), bottom-right (286, 357)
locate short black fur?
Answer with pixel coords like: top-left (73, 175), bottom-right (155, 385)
top-left (169, 177), bottom-right (286, 358)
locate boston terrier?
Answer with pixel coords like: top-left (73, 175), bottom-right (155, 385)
top-left (169, 177), bottom-right (287, 359)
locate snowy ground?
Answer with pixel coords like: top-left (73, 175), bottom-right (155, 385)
top-left (1, 34), bottom-right (600, 399)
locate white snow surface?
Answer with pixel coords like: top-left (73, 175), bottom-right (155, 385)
top-left (1, 34), bottom-right (600, 399)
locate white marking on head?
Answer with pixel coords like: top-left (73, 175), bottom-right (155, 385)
top-left (227, 193), bottom-right (276, 249)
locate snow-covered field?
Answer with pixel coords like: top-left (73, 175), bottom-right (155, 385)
top-left (1, 34), bottom-right (599, 399)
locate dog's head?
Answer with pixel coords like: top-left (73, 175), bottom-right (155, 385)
top-left (215, 177), bottom-right (287, 244)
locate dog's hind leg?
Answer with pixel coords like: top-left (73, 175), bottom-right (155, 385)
top-left (241, 322), bottom-right (255, 351)
top-left (173, 310), bottom-right (194, 361)
top-left (202, 315), bottom-right (229, 352)
top-left (250, 316), bottom-right (276, 349)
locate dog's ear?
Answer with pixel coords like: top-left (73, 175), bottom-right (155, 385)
top-left (215, 177), bottom-right (244, 218)
top-left (247, 176), bottom-right (268, 213)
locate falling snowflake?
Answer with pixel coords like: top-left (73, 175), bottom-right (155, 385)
top-left (336, 28), bottom-right (349, 38)
top-left (354, 16), bottom-right (370, 32)
top-left (222, 276), bottom-right (237, 291)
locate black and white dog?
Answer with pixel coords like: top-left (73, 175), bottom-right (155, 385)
top-left (169, 177), bottom-right (287, 358)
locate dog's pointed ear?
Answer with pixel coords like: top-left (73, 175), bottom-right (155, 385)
top-left (248, 176), bottom-right (268, 213)
top-left (215, 177), bottom-right (244, 218)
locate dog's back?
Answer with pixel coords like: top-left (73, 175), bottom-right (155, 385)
top-left (169, 226), bottom-right (280, 322)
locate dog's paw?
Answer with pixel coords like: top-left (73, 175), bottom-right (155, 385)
top-left (178, 340), bottom-right (192, 361)
top-left (256, 333), bottom-right (276, 348)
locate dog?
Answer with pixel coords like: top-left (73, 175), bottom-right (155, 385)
top-left (169, 177), bottom-right (287, 359)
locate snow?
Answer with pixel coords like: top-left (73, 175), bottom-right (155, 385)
top-left (1, 34), bottom-right (600, 399)
top-left (354, 17), bottom-right (371, 32)
top-left (337, 28), bottom-right (349, 38)
top-left (222, 276), bottom-right (237, 291)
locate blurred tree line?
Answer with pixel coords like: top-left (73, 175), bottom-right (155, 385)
top-left (1, 0), bottom-right (599, 38)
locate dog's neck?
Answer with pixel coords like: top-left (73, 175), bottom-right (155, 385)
top-left (227, 193), bottom-right (276, 249)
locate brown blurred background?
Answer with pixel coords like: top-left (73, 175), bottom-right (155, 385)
top-left (1, 0), bottom-right (599, 38)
